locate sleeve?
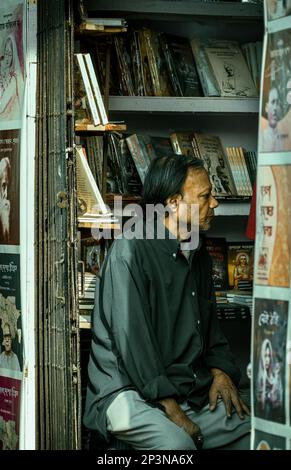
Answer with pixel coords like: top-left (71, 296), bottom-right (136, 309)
top-left (101, 245), bottom-right (179, 401)
top-left (203, 274), bottom-right (241, 386)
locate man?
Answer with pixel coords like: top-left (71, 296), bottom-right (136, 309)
top-left (84, 155), bottom-right (250, 450)
top-left (0, 156), bottom-right (11, 243)
top-left (0, 322), bottom-right (20, 372)
top-left (260, 85), bottom-right (284, 152)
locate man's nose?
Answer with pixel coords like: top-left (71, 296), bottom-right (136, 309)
top-left (210, 195), bottom-right (219, 209)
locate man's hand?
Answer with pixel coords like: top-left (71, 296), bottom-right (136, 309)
top-left (159, 397), bottom-right (204, 449)
top-left (209, 368), bottom-right (250, 420)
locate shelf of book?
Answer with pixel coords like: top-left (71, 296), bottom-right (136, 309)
top-left (84, 0), bottom-right (263, 19)
top-left (108, 96), bottom-right (260, 115)
top-left (75, 122), bottom-right (127, 133)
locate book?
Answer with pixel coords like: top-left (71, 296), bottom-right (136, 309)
top-left (255, 165), bottom-right (291, 287)
top-left (227, 241), bottom-right (254, 290)
top-left (75, 54), bottom-right (101, 126)
top-left (204, 41), bottom-right (258, 97)
top-left (205, 237), bottom-right (229, 291)
top-left (161, 34), bottom-right (202, 97)
top-left (253, 298), bottom-right (288, 424)
top-left (190, 39), bottom-right (220, 96)
top-left (141, 28), bottom-right (173, 97)
top-left (83, 54), bottom-right (109, 125)
top-left (193, 133), bottom-right (236, 197)
top-left (259, 29), bottom-right (291, 153)
top-left (126, 134), bottom-right (152, 183)
top-left (75, 145), bottom-right (111, 219)
top-left (170, 132), bottom-right (194, 156)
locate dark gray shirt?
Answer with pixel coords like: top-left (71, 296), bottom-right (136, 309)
top-left (84, 219), bottom-right (240, 440)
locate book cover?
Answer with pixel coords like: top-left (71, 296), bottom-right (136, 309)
top-left (227, 241), bottom-right (254, 290)
top-left (75, 54), bottom-right (101, 126)
top-left (161, 34), bottom-right (202, 97)
top-left (0, 130), bottom-right (20, 246)
top-left (255, 165), bottom-right (291, 287)
top-left (142, 28), bottom-right (173, 97)
top-left (205, 41), bottom-right (258, 97)
top-left (126, 134), bottom-right (152, 183)
top-left (190, 39), bottom-right (220, 96)
top-left (194, 133), bottom-right (236, 197)
top-left (205, 237), bottom-right (229, 291)
top-left (266, 0), bottom-right (291, 21)
top-left (259, 29), bottom-right (291, 153)
top-left (253, 430), bottom-right (286, 450)
top-left (253, 298), bottom-right (288, 424)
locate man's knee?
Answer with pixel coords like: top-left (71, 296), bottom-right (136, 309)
top-left (159, 427), bottom-right (196, 450)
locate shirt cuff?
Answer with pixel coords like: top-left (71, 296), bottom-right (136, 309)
top-left (204, 358), bottom-right (241, 386)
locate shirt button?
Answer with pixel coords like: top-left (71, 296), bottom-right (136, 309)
top-left (173, 253), bottom-right (176, 258)
top-left (197, 320), bottom-right (200, 325)
top-left (191, 291), bottom-right (195, 296)
top-left (193, 373), bottom-right (197, 379)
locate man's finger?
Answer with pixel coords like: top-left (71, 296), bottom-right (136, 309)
top-left (240, 399), bottom-right (250, 416)
top-left (231, 393), bottom-right (244, 419)
top-left (221, 390), bottom-right (232, 418)
top-left (208, 388), bottom-right (219, 411)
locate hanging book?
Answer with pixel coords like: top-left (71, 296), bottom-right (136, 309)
top-left (75, 53), bottom-right (109, 125)
top-left (75, 145), bottom-right (111, 220)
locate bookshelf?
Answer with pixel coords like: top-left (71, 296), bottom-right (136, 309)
top-left (75, 0), bottom-right (263, 449)
top-left (108, 96), bottom-right (260, 115)
top-left (83, 0), bottom-right (263, 19)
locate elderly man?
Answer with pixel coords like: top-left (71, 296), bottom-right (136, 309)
top-left (0, 157), bottom-right (11, 243)
top-left (84, 154), bottom-right (250, 450)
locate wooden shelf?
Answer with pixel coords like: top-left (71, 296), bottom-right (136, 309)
top-left (84, 1), bottom-right (263, 19)
top-left (78, 220), bottom-right (120, 229)
top-left (78, 22), bottom-right (127, 34)
top-left (108, 96), bottom-right (260, 115)
top-left (75, 122), bottom-right (127, 133)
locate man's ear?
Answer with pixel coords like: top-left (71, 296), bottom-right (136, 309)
top-left (165, 194), bottom-right (182, 212)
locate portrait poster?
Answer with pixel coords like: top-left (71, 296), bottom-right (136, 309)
top-left (0, 1), bottom-right (24, 123)
top-left (259, 29), bottom-right (291, 153)
top-left (255, 166), bottom-right (291, 287)
top-left (0, 129), bottom-right (20, 246)
top-left (253, 298), bottom-right (288, 424)
top-left (0, 253), bottom-right (22, 373)
top-left (254, 429), bottom-right (286, 450)
top-left (0, 374), bottom-right (21, 449)
top-left (227, 241), bottom-right (254, 290)
top-left (265, 0), bottom-right (291, 21)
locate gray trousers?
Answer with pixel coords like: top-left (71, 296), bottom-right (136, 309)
top-left (106, 390), bottom-right (250, 451)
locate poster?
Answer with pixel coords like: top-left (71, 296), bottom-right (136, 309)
top-left (0, 253), bottom-right (22, 373)
top-left (254, 429), bottom-right (286, 450)
top-left (0, 1), bottom-right (24, 123)
top-left (0, 130), bottom-right (20, 245)
top-left (0, 374), bottom-right (21, 449)
top-left (253, 298), bottom-right (288, 423)
top-left (259, 29), bottom-right (291, 153)
top-left (255, 166), bottom-right (291, 287)
top-left (227, 241), bottom-right (254, 290)
top-left (265, 0), bottom-right (291, 21)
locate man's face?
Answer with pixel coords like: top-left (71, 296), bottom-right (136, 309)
top-left (178, 169), bottom-right (219, 231)
top-left (3, 335), bottom-right (12, 353)
top-left (0, 158), bottom-right (10, 201)
top-left (266, 87), bottom-right (280, 129)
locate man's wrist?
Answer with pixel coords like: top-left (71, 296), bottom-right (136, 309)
top-left (210, 367), bottom-right (225, 377)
